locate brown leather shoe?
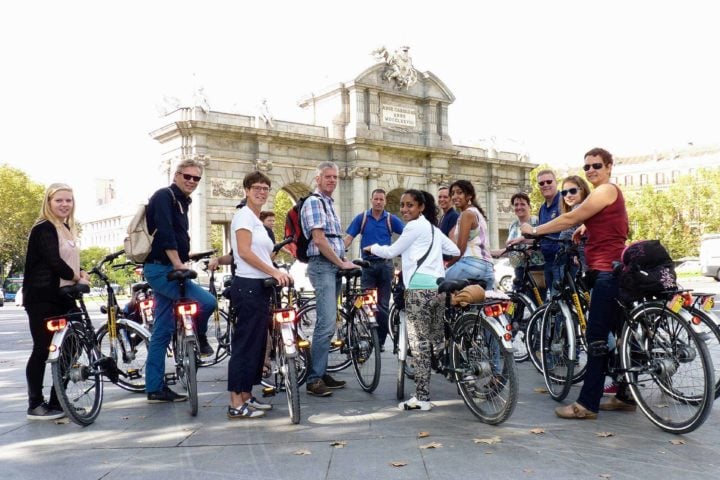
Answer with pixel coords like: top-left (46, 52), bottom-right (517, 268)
top-left (555, 402), bottom-right (598, 420)
top-left (599, 396), bottom-right (637, 412)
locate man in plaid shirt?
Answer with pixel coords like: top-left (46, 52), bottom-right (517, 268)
top-left (301, 161), bottom-right (359, 397)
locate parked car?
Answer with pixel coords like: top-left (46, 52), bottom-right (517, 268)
top-left (493, 257), bottom-right (515, 292)
top-left (675, 257), bottom-right (701, 275)
top-left (700, 234), bottom-right (720, 281)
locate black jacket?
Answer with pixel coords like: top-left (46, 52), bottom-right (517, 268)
top-left (22, 220), bottom-right (75, 306)
top-left (145, 183), bottom-right (192, 265)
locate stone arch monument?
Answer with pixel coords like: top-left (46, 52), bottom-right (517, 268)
top-left (150, 47), bottom-right (536, 256)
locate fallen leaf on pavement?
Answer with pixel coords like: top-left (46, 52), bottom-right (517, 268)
top-left (293, 449), bottom-right (312, 455)
top-left (473, 436), bottom-right (502, 445)
top-left (533, 387), bottom-right (549, 393)
top-left (330, 441), bottom-right (347, 448)
top-left (529, 428), bottom-right (545, 435)
top-left (417, 431), bottom-right (430, 438)
top-left (390, 461), bottom-right (408, 467)
top-left (670, 439), bottom-right (686, 445)
top-left (54, 417), bottom-right (70, 425)
top-left (523, 468), bottom-right (535, 473)
top-left (596, 432), bottom-right (615, 437)
top-left (419, 442), bottom-right (443, 449)
top-left (598, 474), bottom-right (612, 479)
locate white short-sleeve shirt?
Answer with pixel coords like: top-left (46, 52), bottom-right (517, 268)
top-left (230, 207), bottom-right (273, 279)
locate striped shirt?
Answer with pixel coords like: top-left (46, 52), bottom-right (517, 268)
top-left (300, 190), bottom-right (345, 259)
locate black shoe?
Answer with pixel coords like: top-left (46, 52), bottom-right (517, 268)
top-left (321, 374), bottom-right (346, 389)
top-left (27, 402), bottom-right (66, 421)
top-left (147, 386), bottom-right (188, 403)
top-left (198, 335), bottom-right (214, 356)
top-left (306, 379), bottom-right (333, 397)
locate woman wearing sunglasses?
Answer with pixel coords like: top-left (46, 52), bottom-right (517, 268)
top-left (520, 147), bottom-right (631, 420)
top-left (558, 175), bottom-right (591, 272)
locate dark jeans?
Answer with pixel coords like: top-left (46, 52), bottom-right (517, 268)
top-left (228, 277), bottom-right (271, 393)
top-left (25, 299), bottom-right (75, 409)
top-left (361, 259), bottom-right (393, 346)
top-left (576, 271), bottom-right (625, 412)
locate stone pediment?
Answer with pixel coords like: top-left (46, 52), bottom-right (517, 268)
top-left (351, 63), bottom-right (455, 104)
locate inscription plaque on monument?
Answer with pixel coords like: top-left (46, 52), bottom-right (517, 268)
top-left (381, 104), bottom-right (416, 128)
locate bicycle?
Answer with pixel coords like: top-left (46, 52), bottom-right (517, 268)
top-left (607, 288), bottom-right (715, 434)
top-left (197, 259), bottom-right (232, 367)
top-left (296, 260), bottom-right (382, 392)
top-left (260, 278), bottom-right (310, 424)
top-left (47, 249), bottom-right (152, 425)
top-left (399, 278), bottom-right (519, 424)
top-left (681, 291), bottom-right (720, 398)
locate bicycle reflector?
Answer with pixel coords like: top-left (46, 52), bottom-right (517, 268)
top-left (176, 302), bottom-right (198, 316)
top-left (274, 308), bottom-right (296, 324)
top-left (682, 292), bottom-right (693, 307)
top-left (483, 304), bottom-right (504, 317)
top-left (140, 299), bottom-right (154, 309)
top-left (46, 317), bottom-right (68, 332)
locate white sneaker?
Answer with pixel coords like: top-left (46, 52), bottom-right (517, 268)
top-left (398, 396), bottom-right (432, 411)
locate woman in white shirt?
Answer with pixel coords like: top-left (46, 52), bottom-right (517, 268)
top-left (227, 171), bottom-right (292, 419)
top-left (365, 190), bottom-right (459, 411)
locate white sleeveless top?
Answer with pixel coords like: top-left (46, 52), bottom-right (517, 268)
top-left (454, 207), bottom-right (493, 263)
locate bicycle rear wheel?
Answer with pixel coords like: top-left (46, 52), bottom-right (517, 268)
top-left (182, 337), bottom-right (199, 416)
top-left (451, 312), bottom-right (518, 424)
top-left (539, 303), bottom-right (575, 402)
top-left (52, 326), bottom-right (104, 426)
top-left (96, 320), bottom-right (149, 393)
top-left (621, 303), bottom-right (714, 434)
top-left (261, 343), bottom-right (310, 390)
top-left (687, 306), bottom-right (720, 399)
top-left (199, 309), bottom-right (232, 367)
top-left (297, 305), bottom-right (351, 373)
top-left (350, 310), bottom-right (381, 392)
top-left (525, 304), bottom-right (548, 373)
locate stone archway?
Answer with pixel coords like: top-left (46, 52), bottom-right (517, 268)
top-left (386, 187), bottom-right (403, 218)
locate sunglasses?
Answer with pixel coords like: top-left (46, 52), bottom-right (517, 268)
top-left (178, 173), bottom-right (202, 182)
top-left (583, 162), bottom-right (604, 172)
top-left (538, 180), bottom-right (554, 187)
top-left (561, 188), bottom-right (579, 197)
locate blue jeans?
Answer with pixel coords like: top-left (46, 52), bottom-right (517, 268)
top-left (143, 263), bottom-right (216, 393)
top-left (306, 256), bottom-right (342, 385)
top-left (576, 271), bottom-right (624, 412)
top-left (445, 256), bottom-right (495, 290)
top-left (361, 259), bottom-right (393, 346)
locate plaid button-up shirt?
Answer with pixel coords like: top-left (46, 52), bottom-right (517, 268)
top-left (300, 190), bottom-right (344, 259)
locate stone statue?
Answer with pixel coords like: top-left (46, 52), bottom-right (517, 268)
top-left (371, 45), bottom-right (418, 89)
top-left (255, 98), bottom-right (274, 128)
top-left (193, 86), bottom-right (210, 113)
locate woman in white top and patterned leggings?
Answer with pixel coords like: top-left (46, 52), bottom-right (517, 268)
top-left (365, 190), bottom-right (459, 411)
top-left (444, 180), bottom-right (495, 289)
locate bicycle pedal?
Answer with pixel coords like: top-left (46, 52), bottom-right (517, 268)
top-left (262, 386), bottom-right (277, 397)
top-left (126, 369), bottom-right (142, 380)
top-left (164, 373), bottom-right (178, 385)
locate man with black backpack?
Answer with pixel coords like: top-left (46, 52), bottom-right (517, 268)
top-left (301, 161), bottom-right (359, 397)
top-left (344, 188), bottom-right (404, 351)
top-left (143, 159), bottom-right (217, 403)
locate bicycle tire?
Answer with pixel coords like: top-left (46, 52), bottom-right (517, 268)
top-left (199, 309), bottom-right (232, 367)
top-left (451, 312), bottom-right (518, 424)
top-left (388, 303), bottom-right (400, 344)
top-left (505, 292), bottom-right (536, 363)
top-left (51, 326), bottom-right (104, 426)
top-left (539, 303), bottom-right (575, 402)
top-left (621, 303), bottom-right (714, 434)
top-left (282, 349), bottom-right (301, 424)
top-left (261, 342), bottom-right (310, 390)
top-left (96, 320), bottom-right (149, 393)
top-left (183, 337), bottom-right (199, 416)
top-left (525, 304), bottom-right (549, 373)
top-left (686, 305), bottom-right (720, 399)
top-left (297, 304), bottom-right (352, 373)
top-left (350, 310), bottom-right (381, 392)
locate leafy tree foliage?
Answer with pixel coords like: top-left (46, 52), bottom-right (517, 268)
top-left (0, 165), bottom-right (45, 275)
top-left (80, 246), bottom-right (135, 293)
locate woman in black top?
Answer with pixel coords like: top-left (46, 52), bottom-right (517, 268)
top-left (23, 183), bottom-right (88, 420)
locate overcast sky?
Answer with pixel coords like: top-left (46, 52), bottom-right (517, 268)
top-left (1, 1), bottom-right (718, 219)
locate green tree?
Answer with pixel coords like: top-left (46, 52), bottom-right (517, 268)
top-left (80, 246), bottom-right (134, 292)
top-left (0, 165), bottom-right (45, 275)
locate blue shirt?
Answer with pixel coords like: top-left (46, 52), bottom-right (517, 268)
top-left (145, 184), bottom-right (191, 264)
top-left (439, 208), bottom-right (459, 237)
top-left (538, 193), bottom-right (561, 261)
top-left (346, 210), bottom-right (404, 259)
top-left (300, 191), bottom-right (345, 259)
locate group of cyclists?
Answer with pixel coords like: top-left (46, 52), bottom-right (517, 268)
top-left (23, 147), bottom-right (669, 425)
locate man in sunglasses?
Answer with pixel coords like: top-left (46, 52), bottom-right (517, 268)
top-left (536, 169), bottom-right (562, 298)
top-left (143, 159), bottom-right (217, 403)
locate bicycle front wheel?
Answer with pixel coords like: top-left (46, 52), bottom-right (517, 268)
top-left (52, 326), bottom-right (104, 426)
top-left (297, 304), bottom-right (352, 373)
top-left (349, 310), bottom-right (381, 392)
top-left (282, 350), bottom-right (301, 424)
top-left (621, 303), bottom-right (714, 434)
top-left (451, 312), bottom-right (518, 424)
top-left (539, 303), bottom-right (575, 402)
top-left (506, 292), bottom-right (536, 363)
top-left (183, 337), bottom-right (199, 416)
top-left (686, 306), bottom-right (720, 399)
top-left (525, 304), bottom-right (548, 373)
top-left (96, 320), bottom-right (149, 393)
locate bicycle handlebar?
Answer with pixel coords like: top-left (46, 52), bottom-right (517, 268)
top-left (273, 237), bottom-right (293, 253)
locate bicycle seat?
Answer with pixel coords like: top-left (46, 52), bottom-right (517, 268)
top-left (166, 270), bottom-right (198, 282)
top-left (59, 283), bottom-right (91, 298)
top-left (337, 268), bottom-right (362, 279)
top-left (131, 282), bottom-right (150, 293)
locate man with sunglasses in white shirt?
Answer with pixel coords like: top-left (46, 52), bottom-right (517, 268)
top-left (143, 159), bottom-right (217, 403)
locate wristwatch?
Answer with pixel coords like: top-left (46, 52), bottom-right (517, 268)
top-left (532, 227), bottom-right (537, 235)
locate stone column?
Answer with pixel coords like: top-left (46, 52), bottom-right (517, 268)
top-left (191, 155), bottom-right (211, 251)
top-left (368, 167), bottom-right (382, 197)
top-left (348, 166), bottom-right (369, 259)
top-left (488, 175), bottom-right (501, 249)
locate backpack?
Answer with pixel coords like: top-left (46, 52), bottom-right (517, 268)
top-left (123, 188), bottom-right (178, 263)
top-left (359, 210), bottom-right (393, 237)
top-left (284, 193), bottom-right (341, 263)
top-left (618, 240), bottom-right (677, 303)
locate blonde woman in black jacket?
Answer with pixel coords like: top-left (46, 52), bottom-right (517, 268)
top-left (23, 183), bottom-right (88, 420)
